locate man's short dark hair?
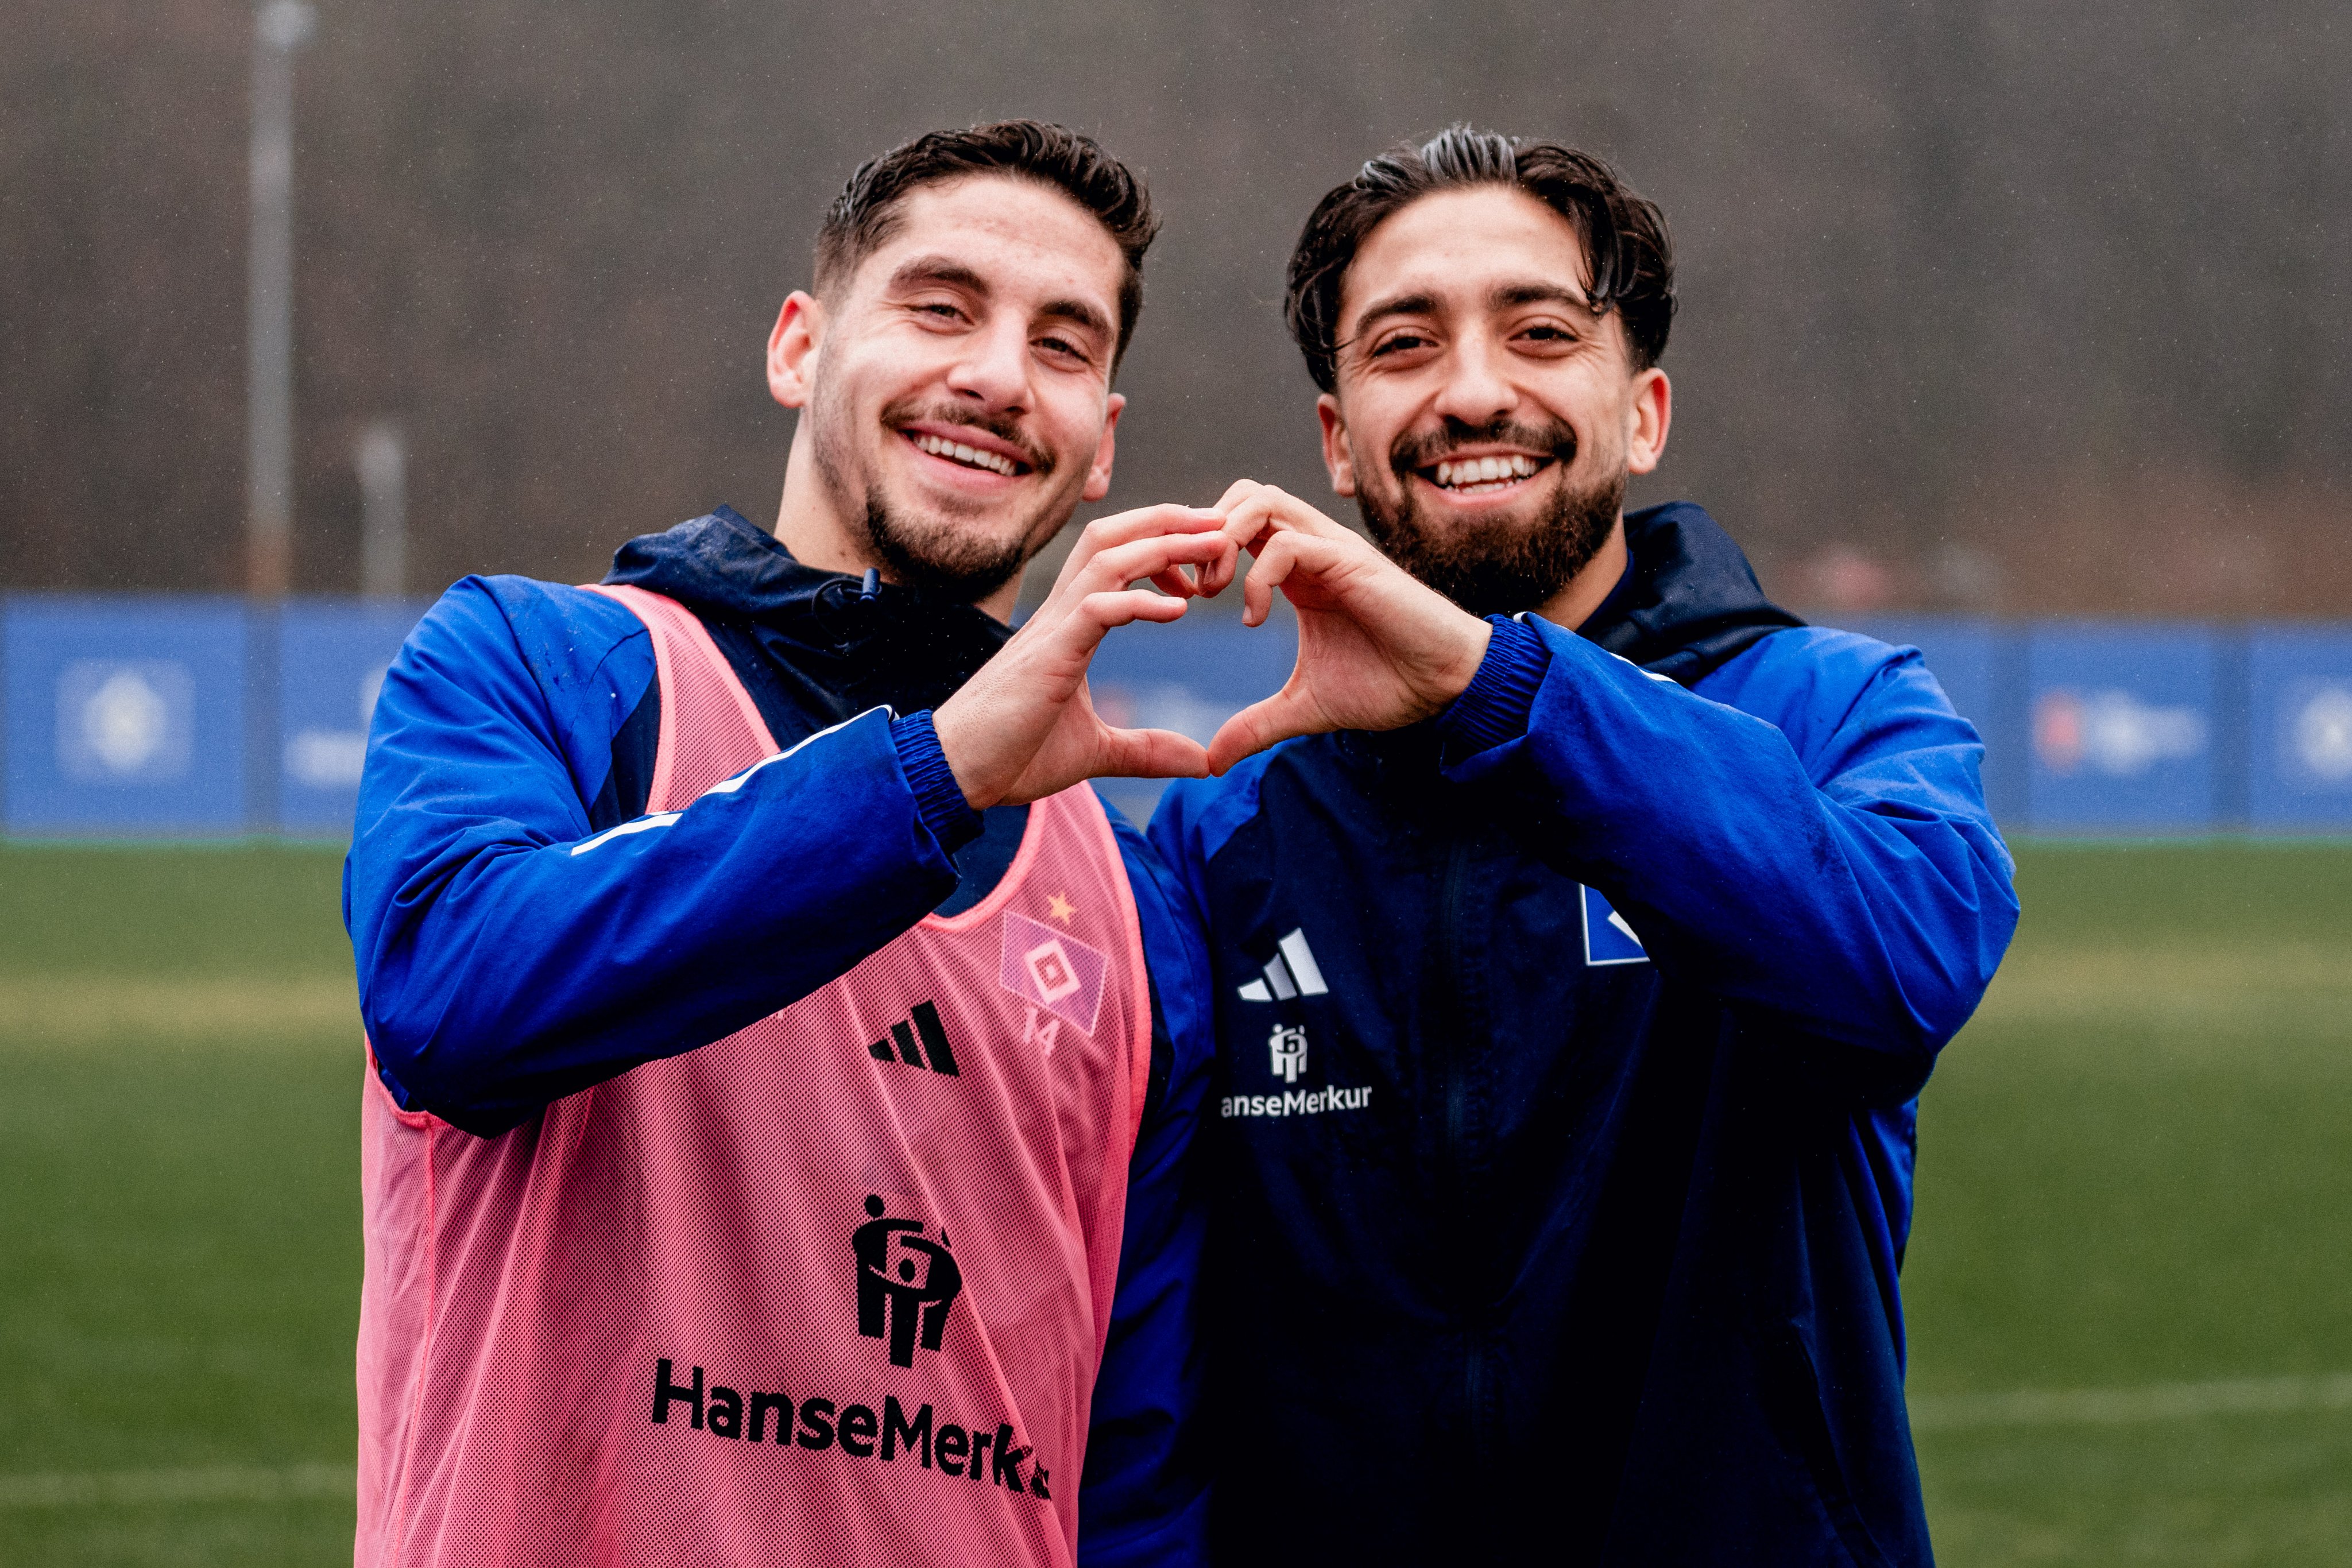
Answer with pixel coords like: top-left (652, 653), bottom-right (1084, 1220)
top-left (815, 121), bottom-right (1159, 369)
top-left (1285, 127), bottom-right (1675, 392)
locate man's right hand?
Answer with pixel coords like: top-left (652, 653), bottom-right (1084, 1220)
top-left (932, 506), bottom-right (1238, 809)
top-left (1202, 481), bottom-right (1493, 774)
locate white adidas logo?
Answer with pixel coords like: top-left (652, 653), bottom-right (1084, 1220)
top-left (1237, 928), bottom-right (1329, 1002)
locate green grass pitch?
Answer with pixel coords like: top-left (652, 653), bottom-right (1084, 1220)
top-left (1, 840), bottom-right (2346, 1563)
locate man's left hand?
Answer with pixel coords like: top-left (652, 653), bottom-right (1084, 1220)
top-left (1204, 481), bottom-right (1492, 775)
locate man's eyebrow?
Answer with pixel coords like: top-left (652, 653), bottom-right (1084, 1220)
top-left (1348, 290), bottom-right (1440, 332)
top-left (1490, 279), bottom-right (1595, 312)
top-left (885, 257), bottom-right (1111, 345)
top-left (1349, 280), bottom-right (1597, 336)
top-left (885, 256), bottom-right (992, 297)
top-left (1035, 295), bottom-right (1112, 343)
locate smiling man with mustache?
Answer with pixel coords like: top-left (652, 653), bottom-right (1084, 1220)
top-left (345, 123), bottom-right (1226, 1567)
top-left (1155, 129), bottom-right (2018, 1565)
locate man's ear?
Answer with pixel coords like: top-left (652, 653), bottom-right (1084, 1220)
top-left (1081, 393), bottom-right (1125, 502)
top-left (767, 291), bottom-right (824, 409)
top-left (1317, 393), bottom-right (1358, 497)
top-left (1624, 366), bottom-right (1672, 476)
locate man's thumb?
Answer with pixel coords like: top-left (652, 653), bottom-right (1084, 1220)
top-left (1207, 692), bottom-right (1320, 775)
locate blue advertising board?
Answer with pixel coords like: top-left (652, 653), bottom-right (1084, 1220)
top-left (2025, 622), bottom-right (2219, 832)
top-left (1084, 612), bottom-right (1299, 824)
top-left (3, 597), bottom-right (2349, 841)
top-left (3, 595), bottom-right (250, 835)
top-left (278, 601), bottom-right (428, 834)
top-left (2247, 625), bottom-right (2352, 830)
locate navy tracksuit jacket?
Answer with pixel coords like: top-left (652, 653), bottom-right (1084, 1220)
top-left (1151, 503), bottom-right (2018, 1566)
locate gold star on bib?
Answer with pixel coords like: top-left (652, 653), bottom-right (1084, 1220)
top-left (1046, 892), bottom-right (1077, 925)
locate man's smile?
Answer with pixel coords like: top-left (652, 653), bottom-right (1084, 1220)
top-left (898, 421), bottom-right (1036, 482)
top-left (1406, 447), bottom-right (1556, 503)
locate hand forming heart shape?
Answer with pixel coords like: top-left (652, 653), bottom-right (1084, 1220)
top-left (931, 481), bottom-right (1494, 807)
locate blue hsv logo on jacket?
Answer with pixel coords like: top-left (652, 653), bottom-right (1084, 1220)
top-left (1581, 884), bottom-right (1650, 966)
top-left (1151, 503), bottom-right (2018, 1567)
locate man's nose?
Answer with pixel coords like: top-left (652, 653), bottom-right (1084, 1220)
top-left (943, 316), bottom-right (1030, 412)
top-left (1429, 331), bottom-right (1517, 429)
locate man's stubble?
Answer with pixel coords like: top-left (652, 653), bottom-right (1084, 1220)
top-left (808, 370), bottom-right (1074, 605)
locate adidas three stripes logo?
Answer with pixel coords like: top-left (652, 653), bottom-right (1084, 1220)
top-left (867, 1000), bottom-right (960, 1077)
top-left (1236, 928), bottom-right (1329, 1003)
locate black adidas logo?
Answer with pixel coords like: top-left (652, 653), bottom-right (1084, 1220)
top-left (866, 1001), bottom-right (959, 1077)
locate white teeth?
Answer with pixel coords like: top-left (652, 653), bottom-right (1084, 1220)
top-left (914, 433), bottom-right (1015, 475)
top-left (1434, 454), bottom-right (1540, 489)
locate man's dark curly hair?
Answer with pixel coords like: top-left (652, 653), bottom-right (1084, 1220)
top-left (1285, 127), bottom-right (1675, 391)
top-left (814, 120), bottom-right (1159, 369)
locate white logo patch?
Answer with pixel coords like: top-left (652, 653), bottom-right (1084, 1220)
top-left (1236, 928), bottom-right (1329, 1002)
top-left (1268, 1023), bottom-right (1309, 1085)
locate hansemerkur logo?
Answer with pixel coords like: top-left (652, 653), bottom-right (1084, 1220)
top-left (853, 1194), bottom-right (961, 1367)
top-left (649, 1358), bottom-right (1051, 1500)
top-left (643, 1199), bottom-right (1048, 1499)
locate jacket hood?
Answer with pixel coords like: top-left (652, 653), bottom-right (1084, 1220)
top-left (1580, 502), bottom-right (1804, 684)
top-left (603, 505), bottom-right (1012, 718)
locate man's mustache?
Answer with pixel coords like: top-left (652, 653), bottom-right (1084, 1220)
top-left (1388, 418), bottom-right (1577, 477)
top-left (884, 399), bottom-right (1055, 476)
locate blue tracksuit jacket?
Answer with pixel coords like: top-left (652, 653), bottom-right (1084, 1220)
top-left (1151, 503), bottom-right (2017, 1566)
top-left (343, 506), bottom-right (1210, 1567)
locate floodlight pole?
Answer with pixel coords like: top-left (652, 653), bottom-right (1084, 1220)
top-left (245, 0), bottom-right (315, 598)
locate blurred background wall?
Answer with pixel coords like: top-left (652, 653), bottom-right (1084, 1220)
top-left (4, 0), bottom-right (2350, 617)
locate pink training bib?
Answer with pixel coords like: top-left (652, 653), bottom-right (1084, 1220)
top-left (357, 584), bottom-right (1152, 1567)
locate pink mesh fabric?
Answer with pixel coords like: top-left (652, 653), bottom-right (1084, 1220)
top-left (356, 584), bottom-right (1152, 1567)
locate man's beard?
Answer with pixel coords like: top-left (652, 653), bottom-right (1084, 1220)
top-left (811, 384), bottom-right (1066, 603)
top-left (1356, 417), bottom-right (1623, 618)
top-left (857, 487), bottom-right (1039, 603)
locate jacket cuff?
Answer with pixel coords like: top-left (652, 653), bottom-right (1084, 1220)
top-left (891, 711), bottom-right (984, 854)
top-left (1438, 615), bottom-right (1552, 760)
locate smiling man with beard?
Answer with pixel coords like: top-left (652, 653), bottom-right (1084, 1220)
top-left (346, 124), bottom-right (1227, 1567)
top-left (1154, 129), bottom-right (2019, 1565)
